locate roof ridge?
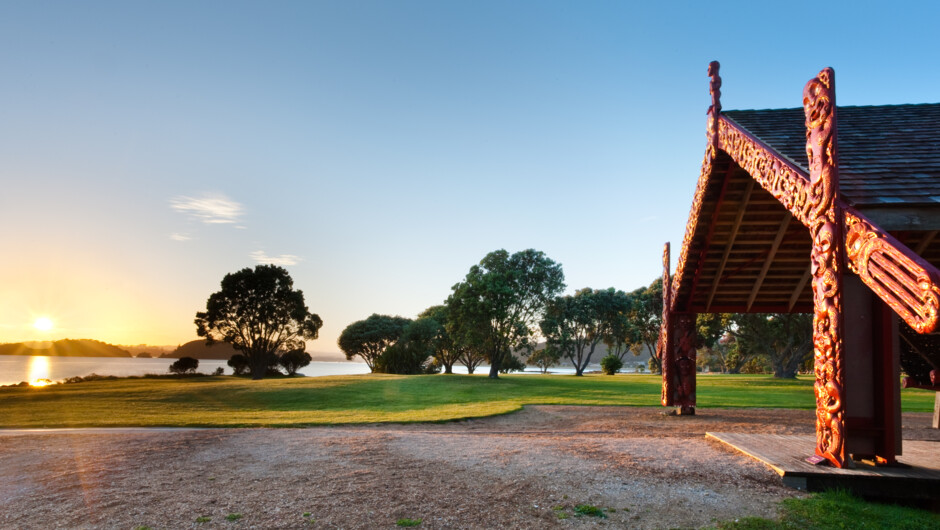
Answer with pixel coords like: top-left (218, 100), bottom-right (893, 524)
top-left (724, 102), bottom-right (940, 113)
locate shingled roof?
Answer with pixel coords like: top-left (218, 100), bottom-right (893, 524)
top-left (668, 102), bottom-right (940, 315)
top-left (724, 103), bottom-right (940, 208)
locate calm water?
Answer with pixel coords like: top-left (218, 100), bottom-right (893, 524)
top-left (0, 355), bottom-right (644, 386)
top-left (0, 355), bottom-right (371, 386)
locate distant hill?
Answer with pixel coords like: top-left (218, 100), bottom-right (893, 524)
top-left (0, 339), bottom-right (132, 357)
top-left (161, 340), bottom-right (238, 360)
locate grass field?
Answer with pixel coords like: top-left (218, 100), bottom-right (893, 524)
top-left (0, 373), bottom-right (935, 428)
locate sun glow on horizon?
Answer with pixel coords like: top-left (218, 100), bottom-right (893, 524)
top-left (33, 317), bottom-right (54, 332)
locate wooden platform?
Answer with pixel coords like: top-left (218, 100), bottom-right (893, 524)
top-left (707, 432), bottom-right (940, 501)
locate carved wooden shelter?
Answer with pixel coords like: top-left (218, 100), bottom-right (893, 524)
top-left (658, 62), bottom-right (940, 468)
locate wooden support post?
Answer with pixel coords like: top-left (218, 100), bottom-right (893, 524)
top-left (673, 312), bottom-right (697, 415)
top-left (934, 393), bottom-right (940, 429)
top-left (843, 275), bottom-right (901, 464)
top-left (804, 68), bottom-right (848, 468)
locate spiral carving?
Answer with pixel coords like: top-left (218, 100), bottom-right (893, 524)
top-left (803, 68), bottom-right (846, 468)
top-left (844, 211), bottom-right (940, 334)
top-left (659, 243), bottom-right (674, 406)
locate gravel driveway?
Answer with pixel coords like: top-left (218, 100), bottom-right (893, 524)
top-left (3, 406), bottom-right (937, 529)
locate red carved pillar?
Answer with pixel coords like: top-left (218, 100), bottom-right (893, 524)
top-left (804, 68), bottom-right (847, 467)
top-left (658, 242), bottom-right (697, 414)
top-left (659, 243), bottom-right (674, 406)
top-left (673, 313), bottom-right (697, 415)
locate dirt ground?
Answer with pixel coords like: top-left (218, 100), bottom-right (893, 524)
top-left (2, 406), bottom-right (938, 529)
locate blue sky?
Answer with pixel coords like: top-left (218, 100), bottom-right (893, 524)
top-left (1, 1), bottom-right (937, 353)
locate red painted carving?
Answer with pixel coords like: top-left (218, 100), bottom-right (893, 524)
top-left (716, 118), bottom-right (812, 226)
top-left (804, 68), bottom-right (846, 468)
top-left (659, 243), bottom-right (674, 406)
top-left (844, 210), bottom-right (940, 334)
top-left (673, 313), bottom-right (697, 414)
top-left (671, 61), bottom-right (724, 302)
top-left (706, 61), bottom-right (722, 160)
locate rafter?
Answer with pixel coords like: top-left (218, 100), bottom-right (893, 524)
top-left (706, 179), bottom-right (754, 311)
top-left (915, 230), bottom-right (938, 254)
top-left (789, 264), bottom-right (811, 311)
top-left (746, 214), bottom-right (792, 311)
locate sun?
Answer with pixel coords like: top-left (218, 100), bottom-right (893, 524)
top-left (33, 317), bottom-right (54, 332)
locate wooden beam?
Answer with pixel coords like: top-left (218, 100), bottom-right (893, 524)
top-left (747, 214), bottom-right (792, 311)
top-left (915, 230), bottom-right (938, 254)
top-left (688, 164), bottom-right (736, 310)
top-left (789, 264), bottom-right (812, 311)
top-left (707, 179), bottom-right (755, 311)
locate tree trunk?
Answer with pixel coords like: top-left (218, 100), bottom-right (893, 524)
top-left (488, 363), bottom-right (500, 378)
top-left (444, 364), bottom-right (453, 374)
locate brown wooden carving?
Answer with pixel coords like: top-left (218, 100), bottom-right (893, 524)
top-left (804, 67), bottom-right (846, 468)
top-left (659, 243), bottom-right (674, 406)
top-left (673, 313), bottom-right (697, 414)
top-left (706, 61), bottom-right (722, 160)
top-left (716, 118), bottom-right (813, 227)
top-left (671, 61), bottom-right (724, 302)
top-left (844, 210), bottom-right (940, 334)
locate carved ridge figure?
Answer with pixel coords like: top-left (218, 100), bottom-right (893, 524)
top-left (803, 67), bottom-right (846, 467)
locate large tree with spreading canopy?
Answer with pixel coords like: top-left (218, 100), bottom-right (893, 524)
top-left (447, 249), bottom-right (565, 378)
top-left (195, 264), bottom-right (323, 380)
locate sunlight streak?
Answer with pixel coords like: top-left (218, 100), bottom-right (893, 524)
top-left (28, 356), bottom-right (51, 386)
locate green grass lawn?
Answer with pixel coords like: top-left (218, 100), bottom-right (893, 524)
top-left (1, 373), bottom-right (935, 428)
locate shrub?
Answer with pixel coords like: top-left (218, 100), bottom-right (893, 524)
top-left (376, 342), bottom-right (434, 374)
top-left (213, 367), bottom-right (224, 376)
top-left (600, 354), bottom-right (623, 375)
top-left (574, 504), bottom-right (606, 518)
top-left (499, 355), bottom-right (526, 373)
top-left (169, 357), bottom-right (199, 374)
top-left (228, 354), bottom-right (250, 376)
top-left (278, 349), bottom-right (312, 376)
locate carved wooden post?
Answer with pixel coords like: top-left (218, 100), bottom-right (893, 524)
top-left (804, 68), bottom-right (847, 468)
top-left (658, 242), bottom-right (697, 414)
top-left (659, 243), bottom-right (674, 407)
top-left (673, 313), bottom-right (697, 415)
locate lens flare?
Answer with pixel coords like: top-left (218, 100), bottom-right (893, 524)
top-left (33, 317), bottom-right (54, 332)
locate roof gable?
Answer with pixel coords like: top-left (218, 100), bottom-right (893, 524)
top-left (724, 104), bottom-right (940, 207)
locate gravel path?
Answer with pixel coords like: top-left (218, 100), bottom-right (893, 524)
top-left (2, 406), bottom-right (937, 529)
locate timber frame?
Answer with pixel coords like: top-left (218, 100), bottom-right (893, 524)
top-left (659, 62), bottom-right (940, 468)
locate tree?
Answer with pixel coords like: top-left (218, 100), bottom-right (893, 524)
top-left (169, 356), bottom-right (199, 374)
top-left (540, 288), bottom-right (629, 376)
top-left (731, 313), bottom-right (812, 378)
top-left (447, 249), bottom-right (565, 378)
top-left (695, 313), bottom-right (747, 373)
top-left (278, 348), bottom-right (312, 376)
top-left (418, 305), bottom-right (460, 374)
top-left (195, 265), bottom-right (323, 380)
top-left (228, 353), bottom-right (250, 375)
top-left (376, 317), bottom-right (439, 374)
top-left (629, 279), bottom-right (664, 373)
top-left (528, 345), bottom-right (562, 374)
top-left (338, 314), bottom-right (412, 372)
top-left (604, 294), bottom-right (640, 361)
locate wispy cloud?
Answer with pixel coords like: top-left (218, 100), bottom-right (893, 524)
top-left (250, 250), bottom-right (302, 266)
top-left (169, 233), bottom-right (191, 242)
top-left (170, 193), bottom-right (244, 225)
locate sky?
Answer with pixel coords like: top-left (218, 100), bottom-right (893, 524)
top-left (1, 1), bottom-right (938, 355)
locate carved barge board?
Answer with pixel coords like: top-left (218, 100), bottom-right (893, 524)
top-left (659, 243), bottom-right (674, 406)
top-left (712, 95), bottom-right (940, 337)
